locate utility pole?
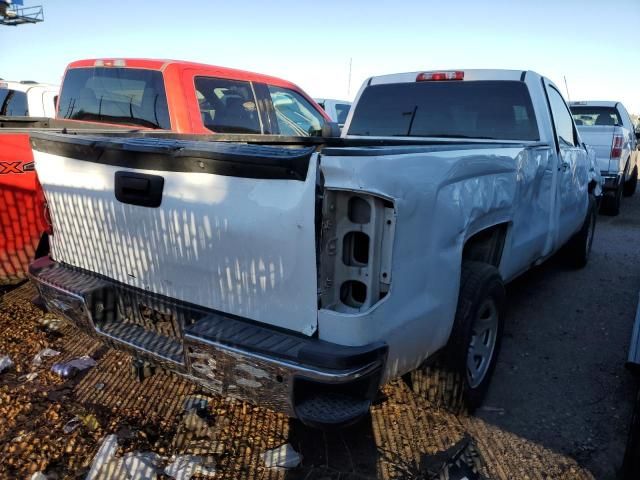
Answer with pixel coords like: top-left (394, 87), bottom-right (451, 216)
top-left (563, 76), bottom-right (571, 103)
top-left (347, 57), bottom-right (352, 98)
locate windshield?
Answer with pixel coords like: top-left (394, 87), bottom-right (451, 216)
top-left (347, 80), bottom-right (539, 140)
top-left (570, 106), bottom-right (621, 127)
top-left (57, 67), bottom-right (170, 129)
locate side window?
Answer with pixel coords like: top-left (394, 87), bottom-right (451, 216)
top-left (194, 77), bottom-right (261, 134)
top-left (1, 90), bottom-right (29, 116)
top-left (547, 87), bottom-right (576, 147)
top-left (268, 86), bottom-right (325, 136)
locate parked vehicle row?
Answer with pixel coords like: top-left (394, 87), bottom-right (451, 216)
top-left (25, 68), bottom-right (601, 428)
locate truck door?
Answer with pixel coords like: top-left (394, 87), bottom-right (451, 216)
top-left (544, 82), bottom-right (590, 246)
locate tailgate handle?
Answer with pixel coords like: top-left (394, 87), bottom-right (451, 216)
top-left (115, 171), bottom-right (165, 208)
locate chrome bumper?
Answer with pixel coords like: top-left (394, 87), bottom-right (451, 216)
top-left (29, 257), bottom-right (386, 427)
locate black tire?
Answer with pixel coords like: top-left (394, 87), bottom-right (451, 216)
top-left (601, 183), bottom-right (622, 216)
top-left (410, 261), bottom-right (505, 414)
top-left (624, 166), bottom-right (638, 197)
top-left (562, 194), bottom-right (596, 268)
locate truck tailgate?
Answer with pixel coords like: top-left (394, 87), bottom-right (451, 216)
top-left (31, 134), bottom-right (319, 335)
top-left (576, 125), bottom-right (616, 172)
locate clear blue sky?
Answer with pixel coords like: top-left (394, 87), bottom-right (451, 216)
top-left (2, 0), bottom-right (639, 113)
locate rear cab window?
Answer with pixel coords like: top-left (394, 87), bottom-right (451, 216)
top-left (0, 88), bottom-right (29, 116)
top-left (335, 103), bottom-right (351, 125)
top-left (194, 77), bottom-right (261, 134)
top-left (569, 106), bottom-right (622, 127)
top-left (57, 67), bottom-right (170, 129)
top-left (347, 80), bottom-right (539, 140)
top-left (268, 86), bottom-right (325, 136)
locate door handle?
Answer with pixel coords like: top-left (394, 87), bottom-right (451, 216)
top-left (559, 161), bottom-right (570, 172)
top-left (115, 171), bottom-right (165, 208)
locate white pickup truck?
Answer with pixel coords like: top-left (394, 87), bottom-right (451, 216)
top-left (28, 69), bottom-right (600, 428)
top-left (569, 101), bottom-right (638, 215)
top-left (0, 80), bottom-right (58, 118)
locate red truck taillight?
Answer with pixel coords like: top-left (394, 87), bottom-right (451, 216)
top-left (611, 134), bottom-right (624, 159)
top-left (416, 71), bottom-right (464, 81)
top-left (34, 174), bottom-right (53, 236)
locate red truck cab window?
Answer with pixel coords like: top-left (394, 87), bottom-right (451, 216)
top-left (194, 77), bottom-right (262, 134)
top-left (57, 67), bottom-right (171, 129)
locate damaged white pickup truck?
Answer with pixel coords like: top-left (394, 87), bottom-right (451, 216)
top-left (28, 69), bottom-right (600, 428)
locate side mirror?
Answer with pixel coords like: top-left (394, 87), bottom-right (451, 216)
top-left (321, 122), bottom-right (341, 138)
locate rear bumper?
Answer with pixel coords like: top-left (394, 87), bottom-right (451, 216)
top-left (29, 257), bottom-right (386, 428)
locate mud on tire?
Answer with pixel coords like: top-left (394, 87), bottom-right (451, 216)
top-left (410, 261), bottom-right (505, 414)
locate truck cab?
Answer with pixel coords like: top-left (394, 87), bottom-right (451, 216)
top-left (569, 100), bottom-right (638, 215)
top-left (0, 80), bottom-right (58, 118)
top-left (57, 59), bottom-right (331, 135)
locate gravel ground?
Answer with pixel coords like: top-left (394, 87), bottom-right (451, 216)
top-left (0, 194), bottom-right (638, 479)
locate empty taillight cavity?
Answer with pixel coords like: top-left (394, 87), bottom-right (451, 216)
top-left (348, 196), bottom-right (371, 224)
top-left (340, 281), bottom-right (367, 308)
top-left (343, 232), bottom-right (370, 266)
top-left (611, 134), bottom-right (624, 159)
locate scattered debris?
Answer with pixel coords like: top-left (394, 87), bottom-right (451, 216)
top-left (0, 355), bottom-right (13, 373)
top-left (32, 348), bottom-right (60, 366)
top-left (261, 443), bottom-right (302, 469)
top-left (418, 435), bottom-right (483, 480)
top-left (123, 451), bottom-right (162, 480)
top-left (81, 413), bottom-right (101, 432)
top-left (63, 417), bottom-right (83, 434)
top-left (86, 434), bottom-right (119, 480)
top-left (182, 394), bottom-right (210, 412)
top-left (30, 472), bottom-right (48, 480)
top-left (95, 382), bottom-right (106, 391)
top-left (19, 371), bottom-right (39, 382)
top-left (51, 355), bottom-right (97, 378)
top-left (479, 405), bottom-right (506, 415)
top-left (164, 455), bottom-right (216, 480)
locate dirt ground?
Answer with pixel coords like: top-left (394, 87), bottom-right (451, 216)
top-left (0, 195), bottom-right (638, 479)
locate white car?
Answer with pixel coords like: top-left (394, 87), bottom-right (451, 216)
top-left (314, 98), bottom-right (351, 127)
top-left (0, 79), bottom-right (58, 118)
top-left (29, 69), bottom-right (600, 428)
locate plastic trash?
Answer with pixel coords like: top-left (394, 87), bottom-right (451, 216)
top-left (30, 473), bottom-right (48, 480)
top-left (261, 443), bottom-right (301, 469)
top-left (123, 451), bottom-right (162, 480)
top-left (19, 372), bottom-right (39, 382)
top-left (51, 355), bottom-right (96, 378)
top-left (164, 455), bottom-right (216, 480)
top-left (86, 434), bottom-right (119, 480)
top-left (63, 417), bottom-right (82, 434)
top-left (182, 394), bottom-right (210, 412)
top-left (0, 355), bottom-right (13, 373)
top-left (32, 348), bottom-right (60, 366)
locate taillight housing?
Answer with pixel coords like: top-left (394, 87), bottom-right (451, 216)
top-left (611, 134), bottom-right (624, 159)
top-left (34, 174), bottom-right (53, 235)
top-left (318, 190), bottom-right (396, 313)
top-left (416, 71), bottom-right (464, 82)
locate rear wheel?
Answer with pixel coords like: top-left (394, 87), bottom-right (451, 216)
top-left (562, 194), bottom-right (596, 268)
top-left (602, 183), bottom-right (622, 216)
top-left (624, 166), bottom-right (638, 197)
top-left (410, 261), bottom-right (505, 413)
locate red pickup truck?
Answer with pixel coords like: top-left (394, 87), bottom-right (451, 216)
top-left (0, 58), bottom-right (333, 286)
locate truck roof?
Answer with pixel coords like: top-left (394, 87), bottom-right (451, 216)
top-left (66, 58), bottom-right (303, 90)
top-left (367, 69), bottom-right (537, 86)
top-left (0, 80), bottom-right (58, 93)
top-left (570, 100), bottom-right (621, 108)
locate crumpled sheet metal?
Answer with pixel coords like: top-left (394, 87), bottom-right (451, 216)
top-left (319, 143), bottom-right (590, 381)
